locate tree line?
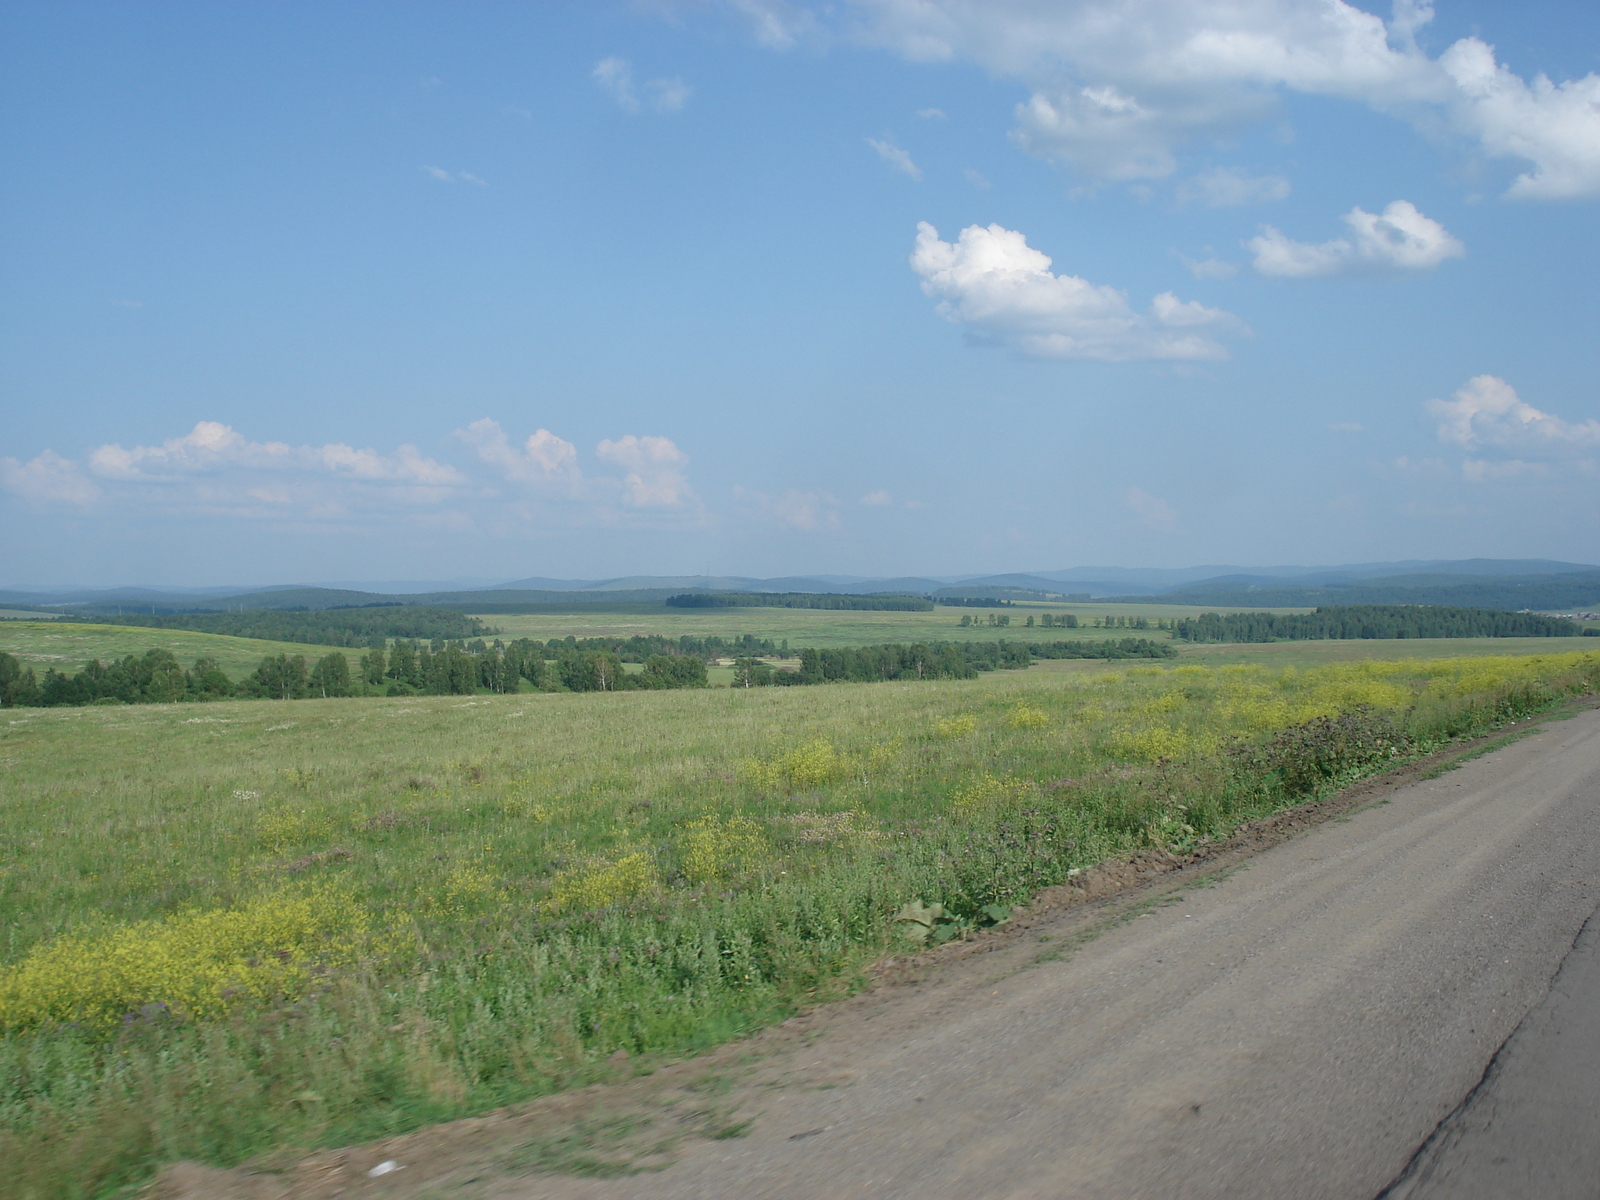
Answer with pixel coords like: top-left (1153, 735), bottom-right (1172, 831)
top-left (959, 613), bottom-right (1174, 630)
top-left (1172, 605), bottom-right (1592, 644)
top-left (77, 606), bottom-right (493, 648)
top-left (665, 592), bottom-right (932, 611)
top-left (1, 633), bottom-right (1175, 708)
top-left (728, 637), bottom-right (1175, 687)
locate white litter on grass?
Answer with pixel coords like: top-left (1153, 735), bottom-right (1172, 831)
top-left (368, 1160), bottom-right (404, 1177)
top-left (264, 723), bottom-right (296, 732)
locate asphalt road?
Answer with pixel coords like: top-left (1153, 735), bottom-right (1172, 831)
top-left (534, 706), bottom-right (1600, 1200)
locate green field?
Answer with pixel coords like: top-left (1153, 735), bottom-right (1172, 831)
top-left (474, 600), bottom-right (1308, 649)
top-left (4, 645), bottom-right (1599, 1197)
top-left (1175, 635), bottom-right (1597, 668)
top-left (0, 621), bottom-right (337, 678)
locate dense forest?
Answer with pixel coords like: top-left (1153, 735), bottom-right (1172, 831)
top-left (1027, 638), bottom-right (1177, 659)
top-left (1172, 605), bottom-right (1591, 644)
top-left (79, 606), bottom-right (494, 647)
top-left (665, 592), bottom-right (932, 611)
top-left (733, 637), bottom-right (1174, 687)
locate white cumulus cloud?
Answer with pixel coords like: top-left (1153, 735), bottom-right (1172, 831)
top-left (595, 435), bottom-right (694, 508)
top-left (1427, 376), bottom-right (1600, 452)
top-left (911, 221), bottom-right (1246, 362)
top-left (727, 1), bottom-right (1600, 199)
top-left (86, 421), bottom-right (462, 486)
top-left (85, 421), bottom-right (460, 486)
top-left (456, 419), bottom-right (581, 494)
top-left (4, 422), bottom-right (467, 524)
top-left (1, 449), bottom-right (100, 506)
top-left (1437, 37), bottom-right (1600, 201)
top-left (867, 137), bottom-right (923, 180)
top-left (1248, 200), bottom-right (1463, 276)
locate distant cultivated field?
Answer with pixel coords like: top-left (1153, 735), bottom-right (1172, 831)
top-left (1175, 635), bottom-right (1597, 668)
top-left (0, 621), bottom-right (339, 677)
top-left (474, 601), bottom-right (1309, 649)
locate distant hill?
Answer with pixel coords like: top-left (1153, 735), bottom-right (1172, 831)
top-left (1140, 571), bottom-right (1600, 612)
top-left (9, 559), bottom-right (1598, 614)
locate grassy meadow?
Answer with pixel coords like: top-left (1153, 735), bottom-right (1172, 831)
top-left (0, 622), bottom-right (343, 679)
top-left (4, 645), bottom-right (1600, 1197)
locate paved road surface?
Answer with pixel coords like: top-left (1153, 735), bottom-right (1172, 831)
top-left (530, 707), bottom-right (1600, 1200)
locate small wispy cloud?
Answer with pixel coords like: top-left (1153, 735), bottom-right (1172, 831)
top-left (650, 77), bottom-right (690, 112)
top-left (422, 166), bottom-right (487, 186)
top-left (109, 298), bottom-right (144, 309)
top-left (593, 57), bottom-right (690, 114)
top-left (917, 107), bottom-right (946, 120)
top-left (860, 489), bottom-right (892, 506)
top-left (1177, 251), bottom-right (1237, 279)
top-left (1177, 167), bottom-right (1290, 207)
top-left (735, 486), bottom-right (841, 530)
top-left (1126, 486), bottom-right (1178, 531)
top-left (962, 167), bottom-right (991, 189)
top-left (867, 137), bottom-right (922, 180)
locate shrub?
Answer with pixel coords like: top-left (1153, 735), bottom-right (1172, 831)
top-left (1238, 707), bottom-right (1411, 797)
top-left (0, 888), bottom-right (371, 1031)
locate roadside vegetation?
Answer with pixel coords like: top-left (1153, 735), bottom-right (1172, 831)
top-left (3, 647), bottom-right (1597, 1197)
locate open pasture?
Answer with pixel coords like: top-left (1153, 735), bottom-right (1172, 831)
top-left (0, 621), bottom-right (339, 678)
top-left (474, 600), bottom-right (1309, 649)
top-left (4, 647), bottom-right (1599, 1196)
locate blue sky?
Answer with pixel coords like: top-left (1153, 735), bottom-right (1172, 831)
top-left (3, 0), bottom-right (1598, 586)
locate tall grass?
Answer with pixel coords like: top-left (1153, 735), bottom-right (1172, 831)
top-left (2, 651), bottom-right (1597, 1198)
